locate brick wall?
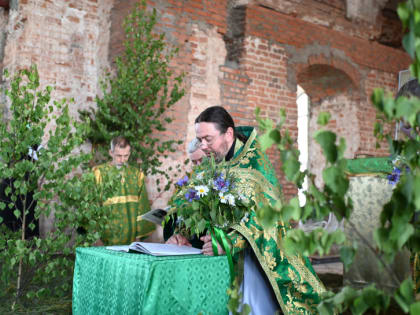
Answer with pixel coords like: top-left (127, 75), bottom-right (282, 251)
top-left (0, 0), bottom-right (412, 206)
top-left (1, 0), bottom-right (113, 119)
top-left (107, 0), bottom-right (411, 202)
top-left (0, 0), bottom-right (114, 234)
top-left (0, 6), bottom-right (8, 114)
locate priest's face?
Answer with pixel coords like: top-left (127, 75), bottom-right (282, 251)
top-left (195, 122), bottom-right (234, 162)
top-left (109, 145), bottom-right (131, 167)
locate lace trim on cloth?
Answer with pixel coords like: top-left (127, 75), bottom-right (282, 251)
top-left (229, 128), bottom-right (257, 165)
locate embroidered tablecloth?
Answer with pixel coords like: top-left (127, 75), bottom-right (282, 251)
top-left (72, 247), bottom-right (230, 314)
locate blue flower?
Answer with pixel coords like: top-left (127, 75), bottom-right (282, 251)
top-left (185, 188), bottom-right (200, 202)
top-left (176, 175), bottom-right (189, 186)
top-left (387, 167), bottom-right (401, 186)
top-left (213, 174), bottom-right (230, 193)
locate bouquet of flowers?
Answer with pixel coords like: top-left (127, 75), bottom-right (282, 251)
top-left (171, 157), bottom-right (254, 237)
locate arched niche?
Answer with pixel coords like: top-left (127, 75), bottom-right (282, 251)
top-left (297, 64), bottom-right (357, 104)
top-left (296, 64), bottom-right (360, 188)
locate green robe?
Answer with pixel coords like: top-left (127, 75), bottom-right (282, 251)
top-left (226, 126), bottom-right (325, 314)
top-left (93, 163), bottom-right (155, 245)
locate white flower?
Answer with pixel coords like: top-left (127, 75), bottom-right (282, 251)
top-left (219, 193), bottom-right (228, 204)
top-left (195, 185), bottom-right (209, 197)
top-left (226, 194), bottom-right (235, 206)
top-left (196, 172), bottom-right (204, 180)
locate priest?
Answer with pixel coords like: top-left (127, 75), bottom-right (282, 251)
top-left (168, 106), bottom-right (325, 314)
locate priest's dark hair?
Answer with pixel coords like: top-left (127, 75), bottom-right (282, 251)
top-left (395, 79), bottom-right (420, 139)
top-left (396, 78), bottom-right (420, 98)
top-left (195, 106), bottom-right (247, 142)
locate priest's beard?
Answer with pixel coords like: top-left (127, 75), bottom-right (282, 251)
top-left (214, 141), bottom-right (231, 163)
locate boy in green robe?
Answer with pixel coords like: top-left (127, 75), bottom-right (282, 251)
top-left (93, 136), bottom-right (155, 246)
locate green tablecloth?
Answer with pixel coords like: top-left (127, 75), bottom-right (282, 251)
top-left (72, 247), bottom-right (230, 315)
top-left (345, 156), bottom-right (393, 174)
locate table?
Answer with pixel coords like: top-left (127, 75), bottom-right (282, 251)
top-left (72, 247), bottom-right (230, 315)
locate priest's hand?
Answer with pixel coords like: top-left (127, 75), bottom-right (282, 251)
top-left (201, 234), bottom-right (225, 256)
top-left (92, 239), bottom-right (104, 247)
top-left (166, 234), bottom-right (192, 247)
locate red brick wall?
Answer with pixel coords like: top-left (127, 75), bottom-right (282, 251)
top-left (108, 1), bottom-right (412, 200)
top-left (110, 0), bottom-right (228, 152)
top-left (1, 0), bottom-right (113, 119)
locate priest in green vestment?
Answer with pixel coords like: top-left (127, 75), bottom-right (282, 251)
top-left (93, 136), bottom-right (155, 246)
top-left (168, 106), bottom-right (325, 314)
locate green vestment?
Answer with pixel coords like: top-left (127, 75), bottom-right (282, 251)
top-left (225, 126), bottom-right (325, 314)
top-left (93, 163), bottom-right (155, 245)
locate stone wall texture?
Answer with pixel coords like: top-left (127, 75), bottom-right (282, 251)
top-left (0, 0), bottom-right (411, 212)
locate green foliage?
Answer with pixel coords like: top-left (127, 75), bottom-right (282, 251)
top-left (370, 18), bottom-right (420, 266)
top-left (319, 285), bottom-right (391, 315)
top-left (0, 65), bottom-right (121, 311)
top-left (255, 2), bottom-right (420, 313)
top-left (79, 0), bottom-right (185, 190)
top-left (398, 1), bottom-right (420, 79)
top-left (227, 278), bottom-right (251, 315)
top-left (256, 108), bottom-right (352, 229)
top-left (284, 228), bottom-right (346, 257)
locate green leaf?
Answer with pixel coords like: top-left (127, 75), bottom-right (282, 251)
top-left (314, 130), bottom-right (337, 163)
top-left (410, 301), bottom-right (420, 314)
top-left (192, 201), bottom-right (200, 211)
top-left (256, 205), bottom-right (279, 228)
top-left (340, 245), bottom-right (356, 272)
top-left (197, 219), bottom-right (206, 233)
top-left (396, 223), bottom-right (414, 249)
top-left (281, 197), bottom-right (301, 222)
top-left (403, 28), bottom-right (416, 59)
top-left (258, 130), bottom-right (276, 152)
top-left (283, 156), bottom-right (301, 182)
top-left (395, 279), bottom-right (414, 313)
top-left (317, 302), bottom-right (335, 315)
top-left (317, 112), bottom-right (331, 126)
top-left (414, 175), bottom-right (420, 210)
top-left (13, 209), bottom-right (21, 219)
top-left (397, 3), bottom-right (410, 28)
top-left (323, 166), bottom-right (348, 196)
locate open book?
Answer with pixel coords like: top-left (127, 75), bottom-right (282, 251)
top-left (106, 242), bottom-right (202, 256)
top-left (138, 207), bottom-right (169, 225)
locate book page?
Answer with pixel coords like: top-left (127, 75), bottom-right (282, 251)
top-left (129, 242), bottom-right (202, 256)
top-left (106, 245), bottom-right (130, 252)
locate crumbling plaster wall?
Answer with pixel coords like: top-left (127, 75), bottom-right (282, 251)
top-left (1, 0), bottom-right (114, 118)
